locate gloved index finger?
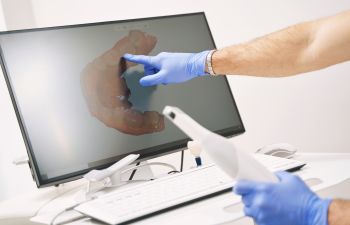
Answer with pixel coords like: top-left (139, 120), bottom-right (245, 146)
top-left (123, 53), bottom-right (153, 65)
top-left (234, 180), bottom-right (260, 195)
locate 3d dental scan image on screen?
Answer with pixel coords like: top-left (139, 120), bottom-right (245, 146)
top-left (0, 1), bottom-right (350, 225)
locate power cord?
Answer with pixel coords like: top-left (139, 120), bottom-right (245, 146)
top-left (127, 158), bottom-right (183, 181)
top-left (128, 162), bottom-right (140, 180)
top-left (123, 162), bottom-right (177, 177)
top-left (180, 150), bottom-right (184, 172)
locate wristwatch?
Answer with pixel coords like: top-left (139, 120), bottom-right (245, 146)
top-left (206, 50), bottom-right (217, 76)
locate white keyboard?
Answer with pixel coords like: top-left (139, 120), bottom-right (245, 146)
top-left (75, 154), bottom-right (305, 225)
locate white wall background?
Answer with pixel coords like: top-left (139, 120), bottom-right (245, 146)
top-left (0, 0), bottom-right (350, 201)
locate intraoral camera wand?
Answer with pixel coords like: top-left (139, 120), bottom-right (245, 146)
top-left (163, 106), bottom-right (277, 182)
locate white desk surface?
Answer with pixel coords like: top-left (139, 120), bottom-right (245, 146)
top-left (1, 152), bottom-right (350, 225)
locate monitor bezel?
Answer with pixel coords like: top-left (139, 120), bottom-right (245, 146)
top-left (0, 12), bottom-right (245, 187)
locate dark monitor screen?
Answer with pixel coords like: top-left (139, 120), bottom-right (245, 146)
top-left (0, 12), bottom-right (245, 187)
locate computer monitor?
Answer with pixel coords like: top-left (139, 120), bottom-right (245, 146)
top-left (0, 12), bottom-right (245, 187)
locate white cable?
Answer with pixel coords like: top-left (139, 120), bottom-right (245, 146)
top-left (34, 184), bottom-right (84, 218)
top-left (49, 204), bottom-right (79, 225)
top-left (49, 196), bottom-right (96, 225)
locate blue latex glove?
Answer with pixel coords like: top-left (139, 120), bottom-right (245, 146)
top-left (123, 51), bottom-right (210, 86)
top-left (234, 171), bottom-right (331, 225)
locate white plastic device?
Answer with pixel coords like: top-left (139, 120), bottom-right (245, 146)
top-left (81, 154), bottom-right (140, 199)
top-left (256, 143), bottom-right (297, 158)
top-left (163, 106), bottom-right (277, 182)
top-left (13, 155), bottom-right (29, 165)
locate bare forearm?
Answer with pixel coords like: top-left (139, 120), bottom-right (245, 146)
top-left (212, 22), bottom-right (316, 76)
top-left (211, 10), bottom-right (350, 77)
top-left (328, 199), bottom-right (350, 225)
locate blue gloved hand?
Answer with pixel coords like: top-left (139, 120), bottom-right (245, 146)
top-left (234, 171), bottom-right (331, 225)
top-left (123, 51), bottom-right (210, 86)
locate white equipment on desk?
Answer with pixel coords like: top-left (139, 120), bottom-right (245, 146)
top-left (75, 106), bottom-right (306, 225)
top-left (75, 155), bottom-right (305, 225)
top-left (80, 154), bottom-right (140, 200)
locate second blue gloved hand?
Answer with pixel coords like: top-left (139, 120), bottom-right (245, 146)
top-left (234, 171), bottom-right (331, 225)
top-left (123, 51), bottom-right (210, 86)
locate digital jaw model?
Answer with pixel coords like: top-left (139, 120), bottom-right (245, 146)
top-left (163, 106), bottom-right (277, 182)
top-left (80, 30), bottom-right (164, 135)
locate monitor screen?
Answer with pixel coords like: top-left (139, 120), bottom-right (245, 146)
top-left (0, 13), bottom-right (244, 187)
